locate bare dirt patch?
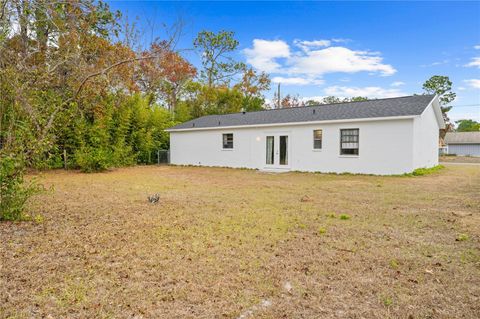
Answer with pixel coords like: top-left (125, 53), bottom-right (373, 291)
top-left (440, 155), bottom-right (480, 163)
top-left (1, 165), bottom-right (479, 318)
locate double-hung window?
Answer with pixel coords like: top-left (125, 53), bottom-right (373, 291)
top-left (222, 133), bottom-right (233, 149)
top-left (313, 130), bottom-right (323, 149)
top-left (340, 129), bottom-right (359, 155)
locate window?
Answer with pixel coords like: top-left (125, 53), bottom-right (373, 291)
top-left (222, 133), bottom-right (233, 149)
top-left (313, 129), bottom-right (322, 149)
top-left (340, 129), bottom-right (359, 155)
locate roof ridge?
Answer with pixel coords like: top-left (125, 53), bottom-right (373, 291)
top-left (233, 94), bottom-right (435, 115)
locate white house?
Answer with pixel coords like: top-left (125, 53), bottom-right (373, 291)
top-left (167, 95), bottom-right (444, 175)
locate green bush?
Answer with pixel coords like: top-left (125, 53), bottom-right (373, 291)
top-left (410, 165), bottom-right (444, 176)
top-left (74, 147), bottom-right (112, 173)
top-left (0, 156), bottom-right (43, 221)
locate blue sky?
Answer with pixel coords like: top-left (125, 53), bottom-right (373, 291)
top-left (108, 1), bottom-right (480, 122)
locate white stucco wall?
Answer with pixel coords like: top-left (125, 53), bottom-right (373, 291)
top-left (412, 103), bottom-right (441, 169)
top-left (170, 118), bottom-right (418, 175)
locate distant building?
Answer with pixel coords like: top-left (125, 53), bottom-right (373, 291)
top-left (444, 132), bottom-right (480, 157)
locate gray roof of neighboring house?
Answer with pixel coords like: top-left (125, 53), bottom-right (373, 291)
top-left (445, 132), bottom-right (480, 144)
top-left (168, 94), bottom-right (436, 130)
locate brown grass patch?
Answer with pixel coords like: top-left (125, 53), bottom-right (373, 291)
top-left (440, 155), bottom-right (480, 163)
top-left (1, 165), bottom-right (479, 318)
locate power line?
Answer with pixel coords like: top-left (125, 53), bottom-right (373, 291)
top-left (451, 104), bottom-right (480, 108)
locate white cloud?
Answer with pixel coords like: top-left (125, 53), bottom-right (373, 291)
top-left (243, 39), bottom-right (397, 84)
top-left (474, 45), bottom-right (480, 50)
top-left (421, 60), bottom-right (449, 67)
top-left (324, 86), bottom-right (406, 98)
top-left (243, 39), bottom-right (290, 73)
top-left (457, 86), bottom-right (466, 91)
top-left (272, 76), bottom-right (324, 86)
top-left (391, 81), bottom-right (405, 87)
top-left (465, 57), bottom-right (480, 68)
top-left (332, 38), bottom-right (351, 44)
top-left (294, 39), bottom-right (331, 51)
top-left (288, 46), bottom-right (396, 77)
top-left (464, 79), bottom-right (480, 89)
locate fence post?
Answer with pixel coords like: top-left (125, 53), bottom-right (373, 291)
top-left (63, 149), bottom-right (67, 170)
top-left (157, 150), bottom-right (160, 165)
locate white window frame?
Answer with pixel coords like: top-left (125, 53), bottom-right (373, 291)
top-left (340, 128), bottom-right (359, 156)
top-left (222, 133), bottom-right (234, 150)
top-left (313, 129), bottom-right (323, 150)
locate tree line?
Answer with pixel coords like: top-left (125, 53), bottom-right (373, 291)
top-left (0, 0), bottom-right (273, 219)
top-left (0, 1), bottom-right (271, 173)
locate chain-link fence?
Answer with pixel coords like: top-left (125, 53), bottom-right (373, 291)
top-left (156, 150), bottom-right (170, 164)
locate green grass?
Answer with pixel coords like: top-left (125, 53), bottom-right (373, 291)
top-left (406, 165), bottom-right (445, 176)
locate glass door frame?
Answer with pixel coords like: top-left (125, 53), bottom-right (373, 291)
top-left (264, 132), bottom-right (291, 169)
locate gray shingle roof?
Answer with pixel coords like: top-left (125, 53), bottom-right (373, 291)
top-left (445, 132), bottom-right (480, 144)
top-left (168, 95), bottom-right (436, 130)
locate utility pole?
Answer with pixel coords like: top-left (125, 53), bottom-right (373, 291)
top-left (277, 82), bottom-right (281, 109)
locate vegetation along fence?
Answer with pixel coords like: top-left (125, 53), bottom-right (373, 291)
top-left (157, 150), bottom-right (170, 164)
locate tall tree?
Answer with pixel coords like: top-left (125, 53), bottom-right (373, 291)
top-left (138, 41), bottom-right (196, 114)
top-left (193, 30), bottom-right (245, 88)
top-left (422, 75), bottom-right (456, 113)
top-left (422, 75), bottom-right (456, 135)
top-left (234, 67), bottom-right (270, 98)
top-left (234, 66), bottom-right (270, 111)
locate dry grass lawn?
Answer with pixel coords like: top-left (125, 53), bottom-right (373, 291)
top-left (1, 164), bottom-right (480, 318)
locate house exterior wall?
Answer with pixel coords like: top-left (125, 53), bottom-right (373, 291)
top-left (170, 118), bottom-right (417, 175)
top-left (447, 144), bottom-right (480, 156)
top-left (412, 103), bottom-right (440, 169)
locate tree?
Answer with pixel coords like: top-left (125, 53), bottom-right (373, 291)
top-left (322, 96), bottom-right (342, 104)
top-left (349, 96), bottom-right (369, 102)
top-left (234, 67), bottom-right (270, 98)
top-left (456, 119), bottom-right (480, 132)
top-left (422, 75), bottom-right (456, 113)
top-left (234, 66), bottom-right (270, 112)
top-left (281, 94), bottom-right (304, 108)
top-left (0, 0), bottom-right (184, 217)
top-left (193, 30), bottom-right (245, 88)
top-left (305, 100), bottom-right (320, 106)
top-left (138, 41), bottom-right (196, 114)
top-left (422, 75), bottom-right (457, 136)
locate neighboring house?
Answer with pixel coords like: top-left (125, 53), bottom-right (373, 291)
top-left (167, 95), bottom-right (444, 175)
top-left (444, 132), bottom-right (480, 156)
